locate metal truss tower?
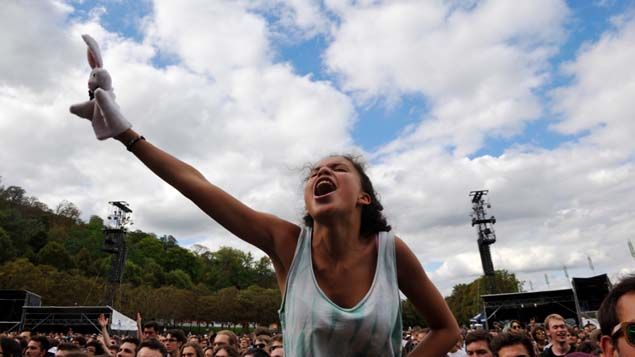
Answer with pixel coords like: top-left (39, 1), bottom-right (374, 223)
top-left (102, 201), bottom-right (132, 307)
top-left (470, 190), bottom-right (497, 294)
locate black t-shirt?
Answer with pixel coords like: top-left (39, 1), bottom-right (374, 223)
top-left (540, 345), bottom-right (571, 357)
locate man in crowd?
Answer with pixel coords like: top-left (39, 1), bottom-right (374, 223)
top-left (25, 336), bottom-right (50, 357)
top-left (117, 337), bottom-right (140, 357)
top-left (164, 330), bottom-right (186, 357)
top-left (541, 314), bottom-right (571, 357)
top-left (212, 331), bottom-right (238, 351)
top-left (238, 335), bottom-right (251, 354)
top-left (465, 330), bottom-right (494, 357)
top-left (599, 274), bottom-right (635, 357)
top-left (55, 343), bottom-right (82, 357)
top-left (137, 339), bottom-right (168, 357)
top-left (492, 333), bottom-right (535, 357)
top-left (142, 321), bottom-right (160, 341)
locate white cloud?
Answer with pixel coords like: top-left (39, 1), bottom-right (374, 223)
top-left (0, 1), bottom-right (75, 92)
top-left (144, 0), bottom-right (272, 74)
top-left (325, 0), bottom-right (569, 156)
top-left (552, 14), bottom-right (635, 153)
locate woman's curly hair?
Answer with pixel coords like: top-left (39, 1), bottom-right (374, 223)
top-left (303, 154), bottom-right (391, 236)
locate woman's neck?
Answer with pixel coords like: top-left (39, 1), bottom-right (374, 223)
top-left (312, 217), bottom-right (365, 262)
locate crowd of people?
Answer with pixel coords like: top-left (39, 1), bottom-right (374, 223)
top-left (1, 270), bottom-right (633, 357)
top-left (0, 319), bottom-right (284, 357)
top-left (402, 313), bottom-right (602, 357)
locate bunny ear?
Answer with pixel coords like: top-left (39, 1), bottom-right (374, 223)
top-left (82, 34), bottom-right (103, 69)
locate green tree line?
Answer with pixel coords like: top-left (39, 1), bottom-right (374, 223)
top-left (0, 178), bottom-right (279, 326)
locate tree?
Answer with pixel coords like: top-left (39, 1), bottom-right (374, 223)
top-left (159, 235), bottom-right (179, 250)
top-left (165, 269), bottom-right (194, 290)
top-left (446, 270), bottom-right (523, 325)
top-left (55, 200), bottom-right (82, 224)
top-left (37, 241), bottom-right (75, 271)
top-left (253, 256), bottom-right (276, 289)
top-left (203, 247), bottom-right (257, 290)
top-left (0, 227), bottom-right (17, 262)
top-left (163, 247), bottom-right (201, 281)
top-left (28, 230), bottom-right (48, 253)
top-left (402, 299), bottom-right (426, 328)
top-left (2, 186), bottom-right (26, 205)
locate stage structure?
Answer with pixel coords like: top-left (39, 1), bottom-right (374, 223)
top-left (19, 306), bottom-right (136, 333)
top-left (0, 290), bottom-right (41, 332)
top-left (470, 190), bottom-right (498, 294)
top-left (480, 274), bottom-right (611, 329)
top-left (102, 201), bottom-right (132, 307)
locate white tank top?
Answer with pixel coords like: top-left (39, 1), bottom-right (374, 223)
top-left (279, 226), bottom-right (403, 356)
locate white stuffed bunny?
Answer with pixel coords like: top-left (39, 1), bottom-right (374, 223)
top-left (70, 34), bottom-right (131, 140)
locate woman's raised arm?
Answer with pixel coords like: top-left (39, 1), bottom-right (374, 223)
top-left (114, 129), bottom-right (300, 260)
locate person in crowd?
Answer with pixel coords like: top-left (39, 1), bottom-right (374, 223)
top-left (117, 337), bottom-right (140, 357)
top-left (598, 274), bottom-right (635, 357)
top-left (85, 340), bottom-right (106, 357)
top-left (107, 344), bottom-right (119, 357)
top-left (165, 330), bottom-right (186, 357)
top-left (20, 330), bottom-right (33, 341)
top-left (509, 321), bottom-right (522, 335)
top-left (26, 336), bottom-right (51, 357)
top-left (211, 331), bottom-right (238, 351)
top-left (583, 323), bottom-right (596, 334)
top-left (267, 336), bottom-right (282, 357)
top-left (237, 336), bottom-right (250, 354)
top-left (239, 348), bottom-right (268, 357)
top-left (566, 326), bottom-right (578, 351)
top-left (97, 314), bottom-right (113, 349)
top-left (0, 336), bottom-right (22, 357)
top-left (447, 333), bottom-right (468, 357)
top-left (530, 326), bottom-right (547, 355)
top-left (137, 339), bottom-right (168, 357)
top-left (491, 332), bottom-right (535, 357)
top-left (14, 335), bottom-right (28, 357)
top-left (72, 336), bottom-right (87, 349)
top-left (251, 336), bottom-right (269, 353)
top-left (574, 341), bottom-right (601, 355)
top-left (56, 343), bottom-right (83, 357)
top-left (68, 34), bottom-right (458, 357)
top-left (211, 345), bottom-right (240, 357)
top-left (465, 329), bottom-right (493, 357)
top-left (251, 329), bottom-right (270, 339)
top-left (179, 342), bottom-right (203, 357)
top-left (541, 314), bottom-right (571, 357)
top-left (142, 320), bottom-right (160, 342)
top-left (203, 347), bottom-right (214, 357)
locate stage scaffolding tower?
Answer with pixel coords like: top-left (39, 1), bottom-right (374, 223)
top-left (470, 190), bottom-right (498, 294)
top-left (102, 201), bottom-right (132, 307)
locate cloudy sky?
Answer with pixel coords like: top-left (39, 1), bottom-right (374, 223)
top-left (2, 0), bottom-right (635, 295)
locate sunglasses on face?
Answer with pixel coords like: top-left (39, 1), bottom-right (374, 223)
top-left (254, 344), bottom-right (266, 349)
top-left (611, 321), bottom-right (635, 346)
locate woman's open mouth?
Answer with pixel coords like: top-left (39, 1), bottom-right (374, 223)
top-left (314, 177), bottom-right (337, 197)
